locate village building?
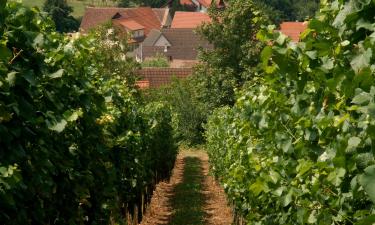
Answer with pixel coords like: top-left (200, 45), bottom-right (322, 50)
top-left (137, 28), bottom-right (212, 68)
top-left (79, 6), bottom-right (213, 88)
top-left (80, 7), bottom-right (172, 47)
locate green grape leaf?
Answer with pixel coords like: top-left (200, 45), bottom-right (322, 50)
top-left (347, 136), bottom-right (361, 149)
top-left (49, 69), bottom-right (64, 79)
top-left (356, 19), bottom-right (375, 31)
top-left (308, 210), bottom-right (317, 224)
top-left (0, 44), bottom-right (11, 61)
top-left (321, 56), bottom-right (334, 71)
top-left (63, 109), bottom-right (83, 122)
top-left (48, 119), bottom-right (67, 133)
top-left (351, 48), bottom-right (372, 74)
top-left (355, 215), bottom-right (375, 225)
top-left (282, 189), bottom-right (293, 207)
top-left (359, 165), bottom-right (375, 203)
top-left (6, 72), bottom-right (17, 86)
top-left (333, 1), bottom-right (355, 28)
top-left (352, 91), bottom-right (372, 105)
top-left (296, 159), bottom-right (313, 177)
top-left (33, 33), bottom-right (44, 48)
top-left (260, 46), bottom-right (272, 64)
top-left (327, 168), bottom-right (346, 186)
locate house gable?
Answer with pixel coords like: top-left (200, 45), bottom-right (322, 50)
top-left (154, 35), bottom-right (171, 47)
top-left (140, 28), bottom-right (213, 62)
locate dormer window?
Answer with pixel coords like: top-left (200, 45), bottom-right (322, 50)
top-left (133, 29), bottom-right (144, 38)
top-left (116, 19), bottom-right (145, 39)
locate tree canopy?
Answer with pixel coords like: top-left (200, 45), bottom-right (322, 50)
top-left (43, 0), bottom-right (79, 33)
top-left (255, 0), bottom-right (319, 24)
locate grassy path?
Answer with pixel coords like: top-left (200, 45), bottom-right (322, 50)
top-left (140, 149), bottom-right (233, 225)
top-left (170, 156), bottom-right (205, 225)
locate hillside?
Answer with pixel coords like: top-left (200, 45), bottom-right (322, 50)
top-left (11, 0), bottom-right (117, 17)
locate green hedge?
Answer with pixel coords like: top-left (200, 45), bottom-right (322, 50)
top-left (0, 2), bottom-right (176, 224)
top-left (206, 0), bottom-right (375, 224)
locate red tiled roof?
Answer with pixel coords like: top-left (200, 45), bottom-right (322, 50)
top-left (117, 8), bottom-right (162, 35)
top-left (152, 8), bottom-right (166, 24)
top-left (279, 22), bottom-right (308, 42)
top-left (118, 19), bottom-right (144, 30)
top-left (180, 0), bottom-right (193, 5)
top-left (137, 68), bottom-right (193, 88)
top-left (171, 12), bottom-right (211, 28)
top-left (198, 0), bottom-right (211, 7)
top-left (136, 80), bottom-right (150, 89)
top-left (80, 7), bottom-right (165, 35)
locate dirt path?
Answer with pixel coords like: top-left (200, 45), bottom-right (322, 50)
top-left (140, 149), bottom-right (233, 225)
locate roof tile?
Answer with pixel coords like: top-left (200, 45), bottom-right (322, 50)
top-left (279, 22), bottom-right (308, 42)
top-left (118, 19), bottom-right (145, 30)
top-left (80, 7), bottom-right (166, 35)
top-left (137, 68), bottom-right (192, 88)
top-left (171, 11), bottom-right (211, 28)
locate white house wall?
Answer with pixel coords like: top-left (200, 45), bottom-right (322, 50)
top-left (154, 35), bottom-right (171, 47)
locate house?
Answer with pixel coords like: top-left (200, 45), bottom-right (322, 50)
top-left (179, 0), bottom-right (225, 12)
top-left (279, 22), bottom-right (308, 42)
top-left (80, 7), bottom-right (172, 45)
top-left (137, 28), bottom-right (212, 68)
top-left (171, 11), bottom-right (211, 28)
top-left (136, 68), bottom-right (193, 88)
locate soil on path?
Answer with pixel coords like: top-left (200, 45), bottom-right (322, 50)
top-left (140, 149), bottom-right (233, 225)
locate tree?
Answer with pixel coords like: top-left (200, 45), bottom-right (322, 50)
top-left (193, 0), bottom-right (269, 110)
top-left (43, 0), bottom-right (79, 33)
top-left (118, 0), bottom-right (166, 7)
top-left (255, 0), bottom-right (319, 24)
top-left (141, 53), bottom-right (170, 68)
top-left (293, 0), bottom-right (319, 21)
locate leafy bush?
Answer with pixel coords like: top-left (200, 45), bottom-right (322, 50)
top-left (141, 53), bottom-right (169, 68)
top-left (143, 78), bottom-right (206, 145)
top-left (0, 2), bottom-right (176, 224)
top-left (43, 0), bottom-right (79, 33)
top-left (206, 0), bottom-right (375, 224)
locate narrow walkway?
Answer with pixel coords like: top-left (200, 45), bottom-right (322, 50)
top-left (140, 150), bottom-right (233, 225)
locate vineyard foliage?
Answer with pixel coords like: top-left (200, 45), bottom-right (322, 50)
top-left (206, 0), bottom-right (375, 224)
top-left (0, 2), bottom-right (176, 224)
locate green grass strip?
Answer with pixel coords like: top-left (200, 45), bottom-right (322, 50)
top-left (169, 157), bottom-right (205, 225)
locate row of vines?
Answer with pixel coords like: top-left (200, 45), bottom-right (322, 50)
top-left (206, 0), bottom-right (375, 224)
top-left (0, 1), bottom-right (176, 224)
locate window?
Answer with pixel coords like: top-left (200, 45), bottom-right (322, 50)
top-left (132, 30), bottom-right (144, 38)
top-left (129, 43), bottom-right (139, 51)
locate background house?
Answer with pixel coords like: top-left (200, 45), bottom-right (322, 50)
top-left (138, 28), bottom-right (212, 68)
top-left (80, 7), bottom-right (172, 44)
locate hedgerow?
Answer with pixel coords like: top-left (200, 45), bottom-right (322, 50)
top-left (0, 2), bottom-right (176, 224)
top-left (206, 0), bottom-right (375, 224)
